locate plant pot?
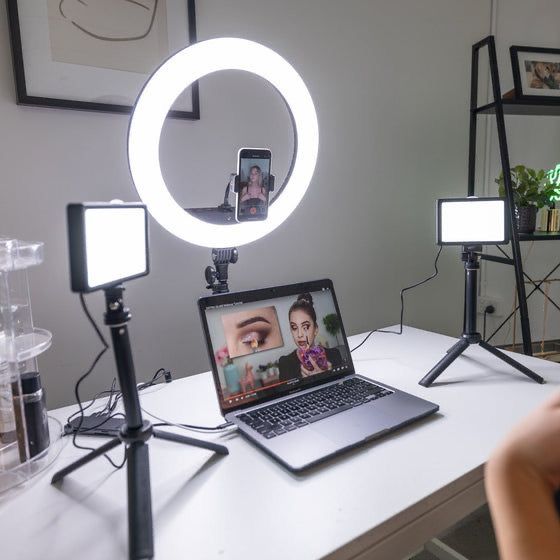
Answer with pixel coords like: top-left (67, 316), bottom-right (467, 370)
top-left (516, 206), bottom-right (538, 234)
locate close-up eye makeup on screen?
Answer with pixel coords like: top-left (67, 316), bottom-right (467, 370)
top-left (221, 305), bottom-right (284, 358)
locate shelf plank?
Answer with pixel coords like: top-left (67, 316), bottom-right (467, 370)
top-left (518, 231), bottom-right (560, 241)
top-left (476, 98), bottom-right (560, 116)
top-left (475, 101), bottom-right (496, 114)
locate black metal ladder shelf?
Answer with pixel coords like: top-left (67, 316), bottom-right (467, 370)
top-left (468, 35), bottom-right (560, 356)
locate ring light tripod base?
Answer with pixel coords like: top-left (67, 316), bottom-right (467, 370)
top-left (419, 248), bottom-right (544, 388)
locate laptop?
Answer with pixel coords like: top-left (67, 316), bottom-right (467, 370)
top-left (198, 279), bottom-right (439, 472)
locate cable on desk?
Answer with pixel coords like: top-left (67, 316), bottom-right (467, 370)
top-left (351, 245), bottom-right (443, 353)
top-left (66, 378), bottom-right (118, 425)
top-left (66, 364), bottom-right (234, 435)
top-left (141, 406), bottom-right (235, 434)
top-left (66, 368), bottom-right (171, 427)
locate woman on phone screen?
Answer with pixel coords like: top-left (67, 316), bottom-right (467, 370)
top-left (240, 165), bottom-right (267, 202)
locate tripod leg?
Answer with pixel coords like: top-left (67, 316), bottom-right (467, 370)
top-left (419, 338), bottom-right (470, 387)
top-left (51, 437), bottom-right (122, 484)
top-left (153, 429), bottom-right (229, 455)
top-left (479, 340), bottom-right (544, 384)
top-left (127, 441), bottom-right (154, 560)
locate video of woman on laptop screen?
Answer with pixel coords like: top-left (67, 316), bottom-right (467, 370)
top-left (205, 289), bottom-right (351, 410)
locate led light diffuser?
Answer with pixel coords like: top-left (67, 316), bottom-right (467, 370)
top-left (437, 198), bottom-right (508, 245)
top-left (127, 38), bottom-right (319, 248)
top-left (67, 203), bottom-right (149, 292)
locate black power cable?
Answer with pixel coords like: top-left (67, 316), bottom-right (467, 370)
top-left (351, 245), bottom-right (444, 353)
top-left (72, 293), bottom-right (126, 469)
top-left (483, 304), bottom-right (495, 341)
top-left (69, 301), bottom-right (233, 438)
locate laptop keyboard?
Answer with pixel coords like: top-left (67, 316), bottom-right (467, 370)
top-left (237, 377), bottom-right (393, 439)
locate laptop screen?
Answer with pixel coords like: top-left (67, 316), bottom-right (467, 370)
top-left (198, 280), bottom-right (354, 413)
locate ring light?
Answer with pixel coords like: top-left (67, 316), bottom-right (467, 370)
top-left (128, 38), bottom-right (319, 248)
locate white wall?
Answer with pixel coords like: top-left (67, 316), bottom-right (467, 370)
top-left (479, 0), bottom-right (560, 347)
top-left (0, 1), bottom-right (491, 408)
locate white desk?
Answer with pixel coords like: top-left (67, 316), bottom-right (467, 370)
top-left (2, 327), bottom-right (560, 560)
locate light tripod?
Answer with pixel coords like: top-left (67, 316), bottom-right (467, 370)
top-left (52, 285), bottom-right (228, 560)
top-left (419, 246), bottom-right (544, 387)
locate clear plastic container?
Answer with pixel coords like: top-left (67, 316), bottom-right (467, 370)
top-left (0, 239), bottom-right (57, 493)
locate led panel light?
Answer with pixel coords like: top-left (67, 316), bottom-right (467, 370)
top-left (127, 37), bottom-right (319, 248)
top-left (437, 198), bottom-right (508, 245)
top-left (67, 203), bottom-right (149, 292)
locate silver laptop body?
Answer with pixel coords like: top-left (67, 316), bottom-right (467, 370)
top-left (198, 279), bottom-right (438, 472)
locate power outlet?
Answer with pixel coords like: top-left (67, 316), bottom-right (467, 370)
top-left (477, 295), bottom-right (503, 317)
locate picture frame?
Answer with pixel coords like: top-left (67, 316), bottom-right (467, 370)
top-left (510, 45), bottom-right (560, 103)
top-left (6, 0), bottom-right (199, 119)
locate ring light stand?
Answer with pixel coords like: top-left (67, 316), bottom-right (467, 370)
top-left (124, 38), bottom-right (318, 558)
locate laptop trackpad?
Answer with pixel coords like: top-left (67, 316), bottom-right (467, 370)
top-left (310, 404), bottom-right (395, 446)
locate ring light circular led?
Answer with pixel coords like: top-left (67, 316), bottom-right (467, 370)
top-left (128, 38), bottom-right (319, 248)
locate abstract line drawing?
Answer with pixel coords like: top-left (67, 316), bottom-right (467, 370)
top-left (7, 0), bottom-right (199, 119)
top-left (58, 0), bottom-right (159, 41)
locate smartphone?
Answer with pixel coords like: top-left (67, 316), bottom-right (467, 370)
top-left (236, 148), bottom-right (272, 222)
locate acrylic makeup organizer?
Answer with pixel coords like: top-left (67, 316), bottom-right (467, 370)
top-left (0, 238), bottom-right (61, 494)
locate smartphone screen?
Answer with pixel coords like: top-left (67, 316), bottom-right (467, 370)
top-left (236, 148), bottom-right (272, 222)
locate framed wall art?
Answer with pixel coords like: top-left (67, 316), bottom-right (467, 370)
top-left (510, 45), bottom-right (560, 103)
top-left (6, 0), bottom-right (199, 119)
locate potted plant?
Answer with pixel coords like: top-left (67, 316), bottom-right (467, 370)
top-left (495, 165), bottom-right (557, 233)
top-left (323, 313), bottom-right (341, 346)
